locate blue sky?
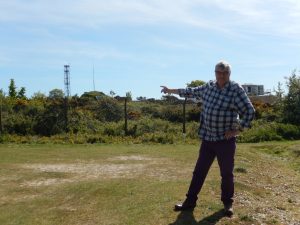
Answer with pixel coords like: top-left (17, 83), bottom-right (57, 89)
top-left (1, 0), bottom-right (300, 99)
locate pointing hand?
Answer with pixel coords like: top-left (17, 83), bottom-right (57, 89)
top-left (160, 86), bottom-right (169, 94)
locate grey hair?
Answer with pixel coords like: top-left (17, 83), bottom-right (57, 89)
top-left (215, 61), bottom-right (231, 75)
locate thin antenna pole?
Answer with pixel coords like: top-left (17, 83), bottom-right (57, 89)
top-left (124, 97), bottom-right (128, 135)
top-left (93, 64), bottom-right (95, 91)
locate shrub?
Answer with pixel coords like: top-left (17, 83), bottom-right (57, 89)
top-left (68, 110), bottom-right (102, 134)
top-left (95, 97), bottom-right (123, 122)
top-left (276, 123), bottom-right (300, 140)
top-left (34, 101), bottom-right (65, 136)
top-left (238, 121), bottom-right (300, 142)
top-left (186, 121), bottom-right (200, 139)
top-left (102, 122), bottom-right (125, 136)
top-left (127, 111), bottom-right (141, 120)
top-left (139, 132), bottom-right (175, 144)
top-left (160, 106), bottom-right (183, 122)
top-left (4, 113), bottom-right (34, 135)
top-left (186, 107), bottom-right (201, 122)
top-left (140, 106), bottom-right (160, 118)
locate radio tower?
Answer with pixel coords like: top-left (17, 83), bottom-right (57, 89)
top-left (64, 65), bottom-right (71, 97)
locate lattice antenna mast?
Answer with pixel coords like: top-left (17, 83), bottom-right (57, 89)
top-left (64, 65), bottom-right (71, 97)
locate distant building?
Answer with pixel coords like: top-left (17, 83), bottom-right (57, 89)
top-left (242, 84), bottom-right (264, 96)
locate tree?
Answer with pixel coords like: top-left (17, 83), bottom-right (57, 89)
top-left (8, 79), bottom-right (17, 98)
top-left (32, 92), bottom-right (47, 100)
top-left (17, 87), bottom-right (26, 99)
top-left (49, 89), bottom-right (64, 99)
top-left (274, 82), bottom-right (284, 100)
top-left (186, 80), bottom-right (205, 87)
top-left (282, 70), bottom-right (300, 125)
top-left (109, 90), bottom-right (116, 98)
top-left (126, 91), bottom-right (132, 101)
top-left (272, 82), bottom-right (285, 121)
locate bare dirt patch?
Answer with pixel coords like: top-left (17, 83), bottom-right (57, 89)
top-left (108, 155), bottom-right (153, 161)
top-left (19, 155), bottom-right (183, 187)
top-left (21, 163), bottom-right (147, 186)
top-left (20, 178), bottom-right (74, 187)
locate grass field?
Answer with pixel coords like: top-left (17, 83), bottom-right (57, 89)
top-left (0, 142), bottom-right (299, 225)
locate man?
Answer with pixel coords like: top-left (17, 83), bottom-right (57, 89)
top-left (160, 61), bottom-right (255, 216)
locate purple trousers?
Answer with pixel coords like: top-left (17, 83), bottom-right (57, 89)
top-left (186, 138), bottom-right (236, 205)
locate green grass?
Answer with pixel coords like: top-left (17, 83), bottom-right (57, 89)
top-left (0, 142), bottom-right (299, 225)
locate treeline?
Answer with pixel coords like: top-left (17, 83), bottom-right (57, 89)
top-left (0, 80), bottom-right (202, 144)
top-left (0, 72), bottom-right (300, 144)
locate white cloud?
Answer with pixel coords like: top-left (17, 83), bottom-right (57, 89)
top-left (1, 1), bottom-right (300, 38)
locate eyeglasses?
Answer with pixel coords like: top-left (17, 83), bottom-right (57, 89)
top-left (215, 71), bottom-right (229, 76)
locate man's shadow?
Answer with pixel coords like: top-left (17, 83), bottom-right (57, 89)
top-left (169, 209), bottom-right (226, 225)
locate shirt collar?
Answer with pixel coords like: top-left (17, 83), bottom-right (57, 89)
top-left (214, 80), bottom-right (231, 91)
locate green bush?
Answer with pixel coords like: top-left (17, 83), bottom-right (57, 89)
top-left (140, 105), bottom-right (160, 118)
top-left (186, 121), bottom-right (200, 139)
top-left (102, 122), bottom-right (125, 136)
top-left (187, 107), bottom-right (201, 122)
top-left (238, 121), bottom-right (300, 143)
top-left (276, 123), bottom-right (300, 140)
top-left (160, 106), bottom-right (183, 122)
top-left (4, 113), bottom-right (34, 135)
top-left (95, 97), bottom-right (123, 122)
top-left (139, 132), bottom-right (175, 144)
top-left (68, 110), bottom-right (103, 134)
top-left (34, 101), bottom-right (65, 136)
top-left (130, 118), bottom-right (181, 137)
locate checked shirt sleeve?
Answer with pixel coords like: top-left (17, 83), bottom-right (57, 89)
top-left (234, 87), bottom-right (255, 129)
top-left (178, 84), bottom-right (207, 99)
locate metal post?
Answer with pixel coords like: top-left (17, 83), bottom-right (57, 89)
top-left (182, 97), bottom-right (187, 140)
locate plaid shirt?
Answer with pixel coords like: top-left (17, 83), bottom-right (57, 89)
top-left (179, 80), bottom-right (255, 141)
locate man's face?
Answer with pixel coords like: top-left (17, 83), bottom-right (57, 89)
top-left (215, 70), bottom-right (230, 88)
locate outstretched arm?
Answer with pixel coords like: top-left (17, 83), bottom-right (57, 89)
top-left (160, 86), bottom-right (179, 95)
top-left (161, 84), bottom-right (206, 99)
